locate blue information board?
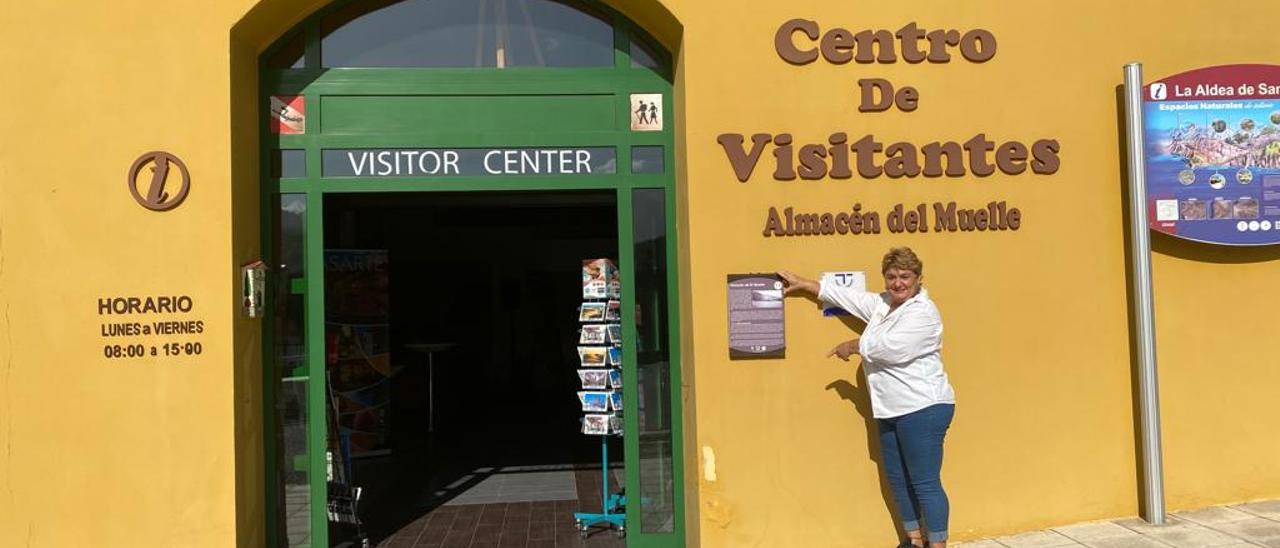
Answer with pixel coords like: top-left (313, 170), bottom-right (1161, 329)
top-left (1143, 64), bottom-right (1280, 246)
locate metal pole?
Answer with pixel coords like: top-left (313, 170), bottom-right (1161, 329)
top-left (602, 437), bottom-right (609, 515)
top-left (1123, 62), bottom-right (1166, 525)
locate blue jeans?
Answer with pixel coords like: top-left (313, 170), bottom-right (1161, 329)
top-left (877, 403), bottom-right (955, 543)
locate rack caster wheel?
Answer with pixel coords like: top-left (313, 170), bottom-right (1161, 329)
top-left (614, 528), bottom-right (626, 539)
top-left (579, 530), bottom-right (589, 540)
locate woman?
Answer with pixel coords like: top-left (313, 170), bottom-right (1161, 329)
top-left (779, 247), bottom-right (955, 548)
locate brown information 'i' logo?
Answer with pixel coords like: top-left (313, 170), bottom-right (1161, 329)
top-left (128, 151), bottom-right (190, 211)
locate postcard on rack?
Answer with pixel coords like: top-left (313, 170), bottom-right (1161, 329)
top-left (579, 302), bottom-right (606, 322)
top-left (608, 368), bottom-right (622, 388)
top-left (580, 325), bottom-right (607, 345)
top-left (609, 414), bottom-right (623, 435)
top-left (578, 346), bottom-right (608, 367)
top-left (582, 258), bottom-right (618, 299)
top-left (578, 391), bottom-right (610, 412)
top-left (607, 347), bottom-right (622, 367)
top-left (578, 369), bottom-right (608, 390)
top-left (582, 414), bottom-right (610, 435)
top-left (605, 300), bottom-right (621, 321)
top-left (605, 324), bottom-right (622, 344)
top-left (609, 391), bottom-right (623, 412)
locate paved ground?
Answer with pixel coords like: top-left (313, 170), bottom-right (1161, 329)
top-left (955, 499), bottom-right (1280, 548)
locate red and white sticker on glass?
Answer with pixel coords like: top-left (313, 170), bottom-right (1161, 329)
top-left (270, 95), bottom-right (305, 134)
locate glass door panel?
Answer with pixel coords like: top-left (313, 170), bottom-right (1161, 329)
top-left (630, 188), bottom-right (677, 535)
top-left (271, 193), bottom-right (318, 547)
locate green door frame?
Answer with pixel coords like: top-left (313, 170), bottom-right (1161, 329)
top-left (259, 3), bottom-right (685, 546)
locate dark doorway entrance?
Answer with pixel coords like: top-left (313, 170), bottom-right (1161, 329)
top-left (322, 191), bottom-right (625, 547)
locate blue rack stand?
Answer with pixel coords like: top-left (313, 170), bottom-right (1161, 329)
top-left (573, 435), bottom-right (625, 538)
top-left (574, 259), bottom-right (625, 538)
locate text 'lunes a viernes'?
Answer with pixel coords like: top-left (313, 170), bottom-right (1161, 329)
top-left (98, 296), bottom-right (206, 360)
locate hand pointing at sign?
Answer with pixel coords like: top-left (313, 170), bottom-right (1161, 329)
top-left (777, 270), bottom-right (818, 297)
top-left (826, 339), bottom-right (860, 361)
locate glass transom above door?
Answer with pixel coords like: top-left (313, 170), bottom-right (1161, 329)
top-left (321, 0), bottom-right (615, 68)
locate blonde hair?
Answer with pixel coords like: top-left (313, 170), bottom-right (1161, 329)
top-left (881, 247), bottom-right (923, 276)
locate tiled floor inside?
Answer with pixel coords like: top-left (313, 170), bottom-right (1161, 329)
top-left (287, 339), bottom-right (631, 548)
top-left (443, 467), bottom-right (579, 506)
top-left (377, 467), bottom-right (625, 548)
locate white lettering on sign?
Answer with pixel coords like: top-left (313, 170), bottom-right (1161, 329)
top-left (331, 148), bottom-right (605, 177)
top-left (348, 152), bottom-right (369, 175)
top-left (484, 150), bottom-right (502, 174)
top-left (346, 150), bottom-right (461, 176)
top-left (377, 151), bottom-right (393, 175)
top-left (483, 149), bottom-right (594, 175)
top-left (505, 150), bottom-right (520, 173)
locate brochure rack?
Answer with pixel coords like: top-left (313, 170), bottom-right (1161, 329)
top-left (326, 370), bottom-right (369, 547)
top-left (573, 259), bottom-right (626, 538)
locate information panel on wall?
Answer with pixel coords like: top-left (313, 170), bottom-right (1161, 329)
top-left (1144, 64), bottom-right (1280, 246)
top-left (727, 274), bottom-right (786, 359)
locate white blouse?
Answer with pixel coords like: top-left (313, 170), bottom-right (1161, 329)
top-left (818, 282), bottom-right (955, 419)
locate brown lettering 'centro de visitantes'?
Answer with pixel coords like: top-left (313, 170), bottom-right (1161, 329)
top-left (128, 151), bottom-right (190, 211)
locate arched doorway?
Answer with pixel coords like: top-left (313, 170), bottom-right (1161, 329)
top-left (259, 1), bottom-right (683, 546)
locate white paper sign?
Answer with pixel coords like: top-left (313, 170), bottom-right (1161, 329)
top-left (821, 271), bottom-right (866, 317)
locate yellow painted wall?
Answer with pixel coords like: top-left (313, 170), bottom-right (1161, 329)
top-left (0, 0), bottom-right (1277, 547)
top-left (0, 0), bottom-right (324, 546)
top-left (665, 1), bottom-right (1280, 546)
top-left (1151, 239), bottom-right (1280, 510)
top-left (677, 4), bottom-right (1129, 544)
